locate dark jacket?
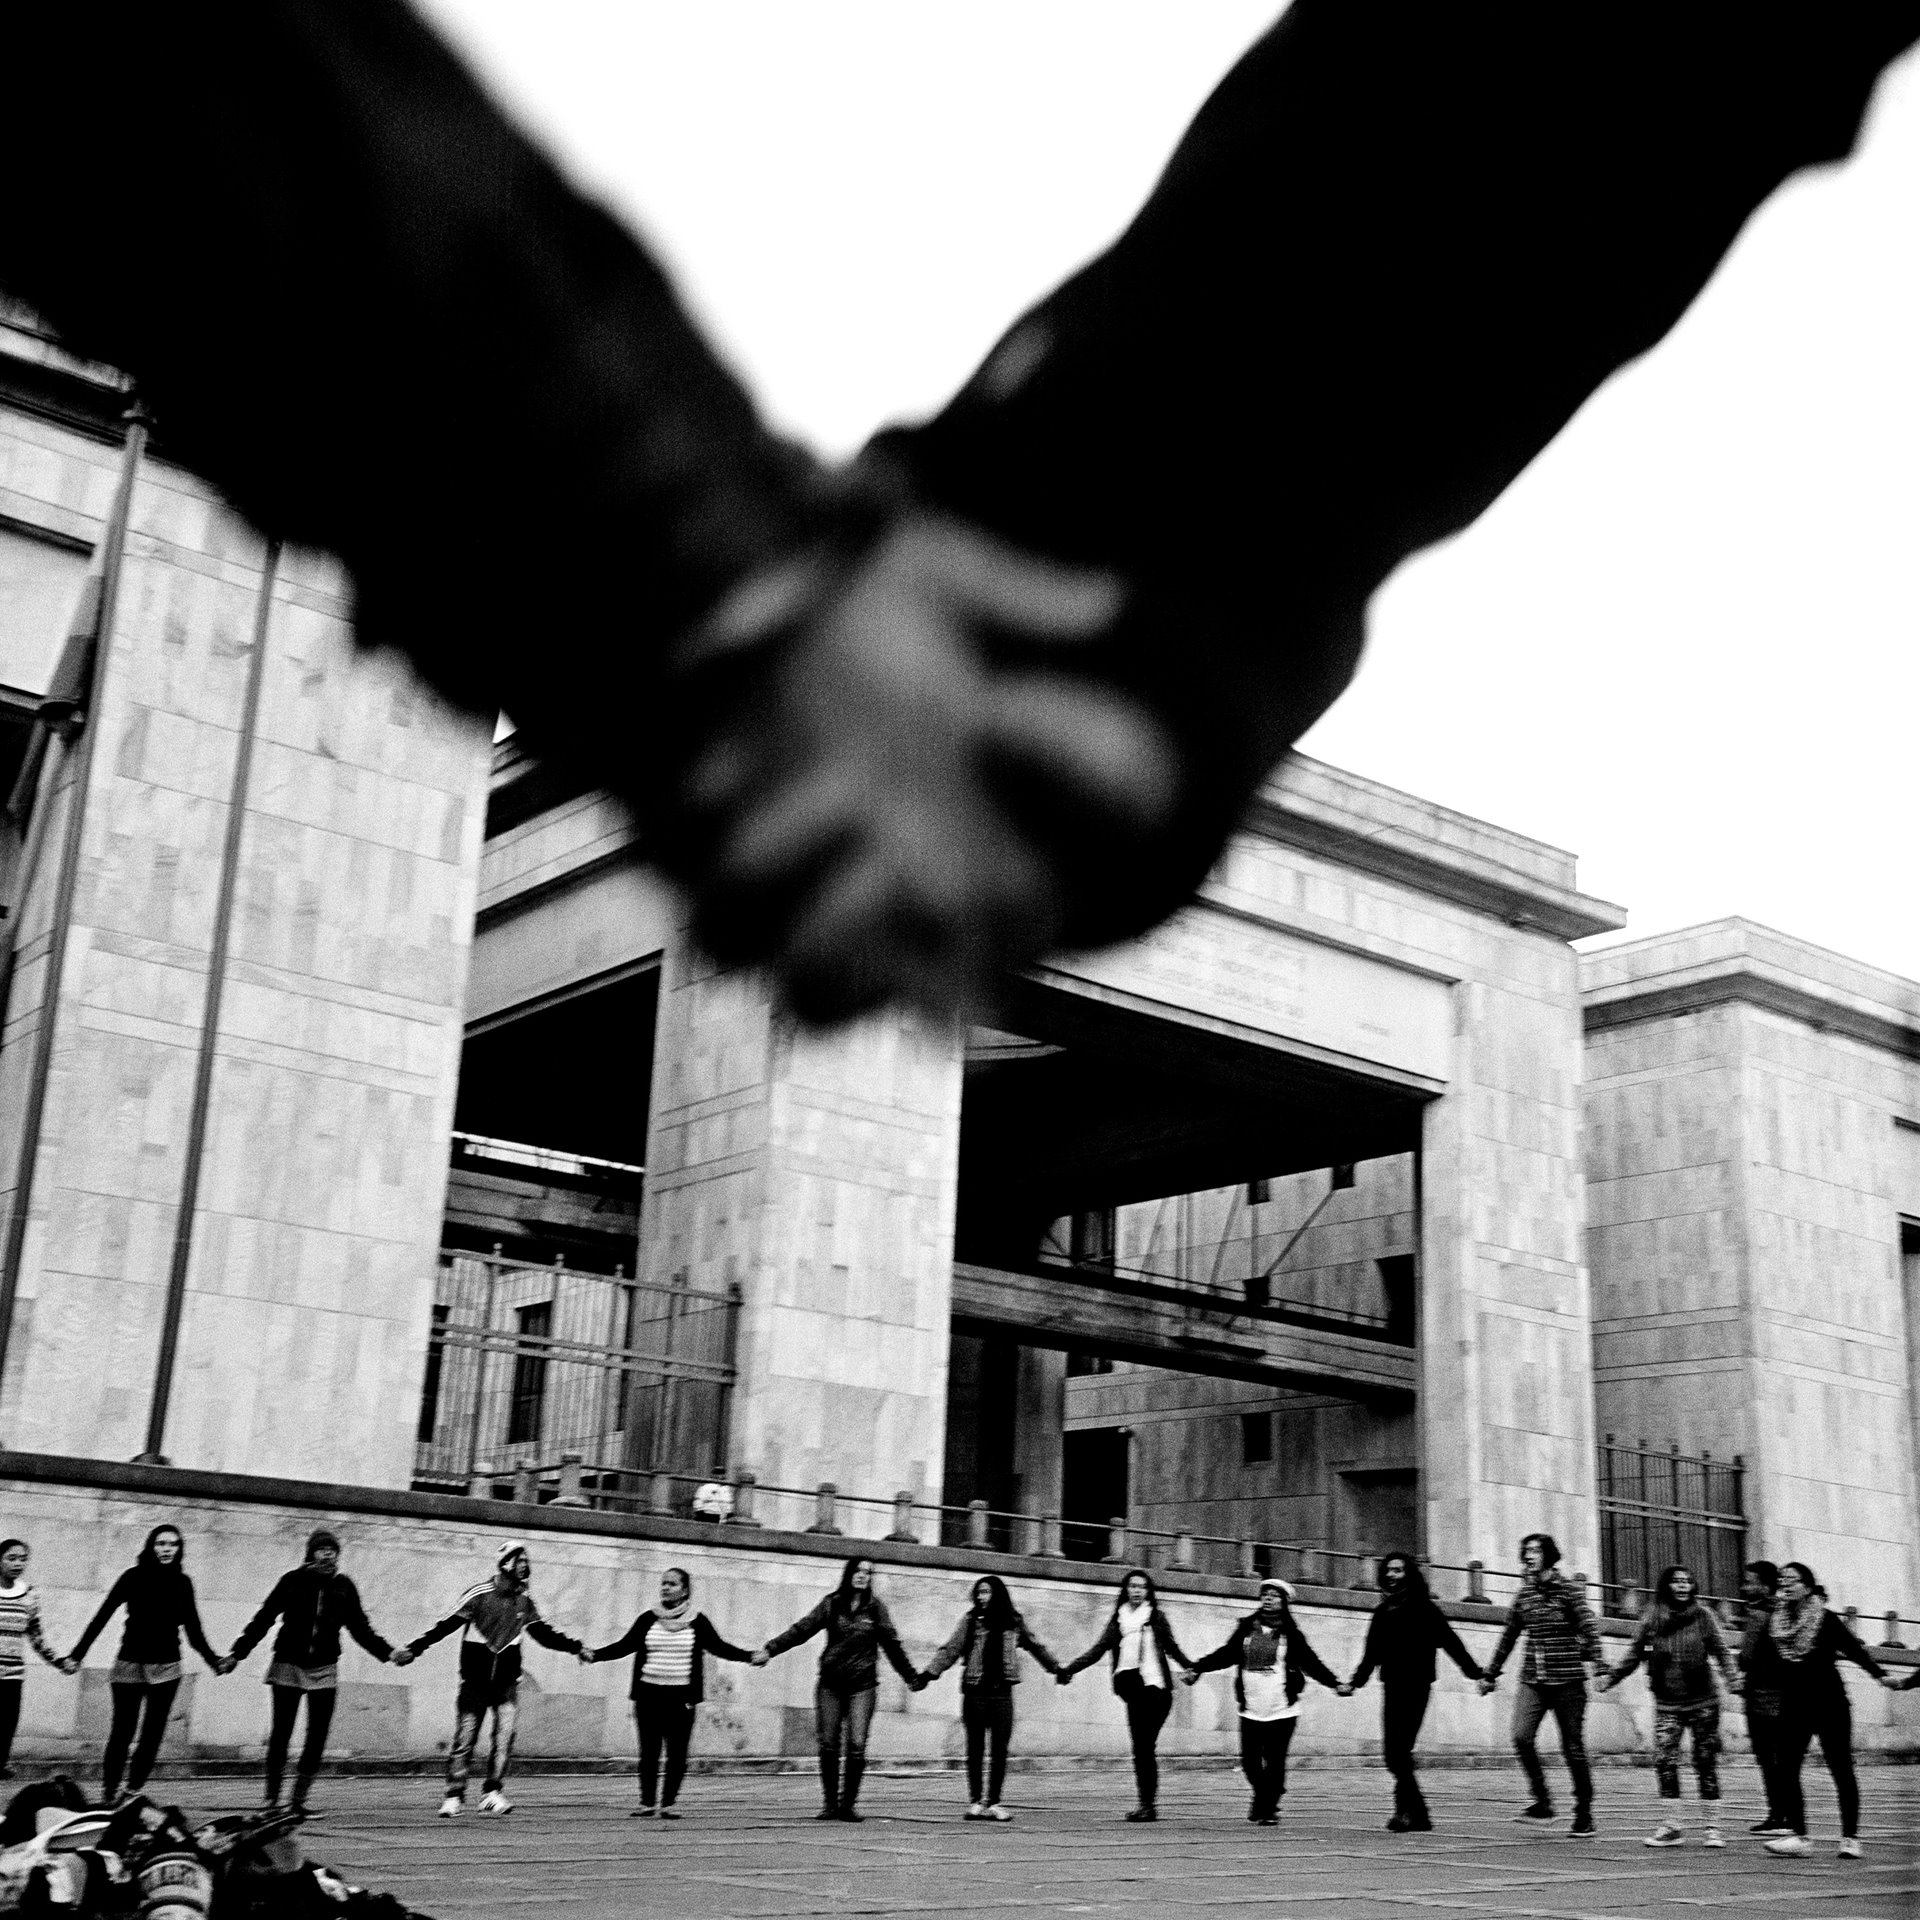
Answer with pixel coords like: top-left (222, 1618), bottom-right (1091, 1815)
top-left (70, 1566), bottom-right (219, 1670)
top-left (1061, 1608), bottom-right (1193, 1694)
top-left (922, 1609), bottom-right (1061, 1693)
top-left (765, 1593), bottom-right (917, 1695)
top-left (232, 1566), bottom-right (391, 1672)
top-left (1485, 1571), bottom-right (1602, 1690)
top-left (1351, 1593), bottom-right (1483, 1692)
top-left (1774, 1611), bottom-right (1887, 1714)
top-left (1739, 1609), bottom-right (1788, 1712)
top-left (1605, 1602), bottom-right (1735, 1706)
top-left (590, 1610), bottom-right (752, 1703)
top-left (407, 1582), bottom-right (582, 1708)
top-left (1192, 1609), bottom-right (1339, 1714)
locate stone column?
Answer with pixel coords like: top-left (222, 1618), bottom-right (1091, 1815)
top-left (638, 944), bottom-right (963, 1516)
top-left (1418, 948), bottom-right (1600, 1580)
top-left (1012, 1344), bottom-right (1067, 1523)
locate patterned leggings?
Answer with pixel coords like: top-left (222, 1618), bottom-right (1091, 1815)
top-left (1654, 1700), bottom-right (1720, 1801)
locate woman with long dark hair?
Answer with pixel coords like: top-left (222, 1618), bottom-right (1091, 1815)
top-left (64, 1524), bottom-right (231, 1801)
top-left (756, 1556), bottom-right (923, 1821)
top-left (919, 1574), bottom-right (1062, 1821)
top-left (227, 1528), bottom-right (396, 1812)
top-left (1057, 1568), bottom-right (1194, 1822)
top-left (1347, 1552), bottom-right (1483, 1831)
top-left (1594, 1564), bottom-right (1739, 1850)
top-left (1761, 1562), bottom-right (1900, 1860)
top-left (586, 1566), bottom-right (754, 1818)
top-left (1188, 1576), bottom-right (1345, 1827)
top-left (0, 1540), bottom-right (63, 1780)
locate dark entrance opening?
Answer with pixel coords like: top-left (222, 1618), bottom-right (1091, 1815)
top-left (1063, 1427), bottom-right (1130, 1564)
top-left (443, 964), bottom-right (658, 1272)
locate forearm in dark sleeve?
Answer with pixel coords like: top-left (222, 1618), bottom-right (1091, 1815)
top-left (892, 2), bottom-right (1920, 668)
top-left (4, 1), bottom-right (840, 789)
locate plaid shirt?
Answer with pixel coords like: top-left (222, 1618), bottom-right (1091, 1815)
top-left (1486, 1572), bottom-right (1602, 1689)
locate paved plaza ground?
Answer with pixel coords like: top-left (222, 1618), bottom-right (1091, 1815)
top-left (181, 1763), bottom-right (1919, 1920)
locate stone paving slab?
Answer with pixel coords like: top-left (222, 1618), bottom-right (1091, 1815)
top-left (168, 1768), bottom-right (1919, 1920)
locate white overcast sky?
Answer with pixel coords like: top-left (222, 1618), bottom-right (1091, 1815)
top-left (421, 2), bottom-right (1920, 984)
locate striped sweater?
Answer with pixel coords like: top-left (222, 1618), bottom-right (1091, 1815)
top-left (0, 1583), bottom-right (60, 1682)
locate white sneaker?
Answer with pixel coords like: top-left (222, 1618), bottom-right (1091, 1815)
top-left (1702, 1826), bottom-right (1723, 1849)
top-left (1838, 1837), bottom-right (1862, 1860)
top-left (1643, 1822), bottom-right (1685, 1848)
top-left (477, 1790), bottom-right (512, 1817)
top-left (985, 1804), bottom-right (1012, 1822)
top-left (1764, 1835), bottom-right (1809, 1857)
top-left (437, 1794), bottom-right (463, 1819)
top-left (964, 1803), bottom-right (984, 1821)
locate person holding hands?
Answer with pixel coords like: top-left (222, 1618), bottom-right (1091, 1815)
top-left (583, 1567), bottom-right (754, 1819)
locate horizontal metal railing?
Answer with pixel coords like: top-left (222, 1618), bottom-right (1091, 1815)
top-left (413, 1249), bottom-right (737, 1489)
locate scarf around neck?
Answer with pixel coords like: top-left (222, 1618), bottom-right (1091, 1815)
top-left (1769, 1592), bottom-right (1824, 1663)
top-left (653, 1597), bottom-right (695, 1632)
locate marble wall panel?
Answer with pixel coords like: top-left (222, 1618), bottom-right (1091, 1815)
top-left (0, 419), bottom-right (488, 1484)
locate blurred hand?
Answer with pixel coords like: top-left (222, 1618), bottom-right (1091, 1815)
top-left (578, 1650), bottom-right (595, 1665)
top-left (58, 1656), bottom-right (78, 1676)
top-left (1476, 1677), bottom-right (1497, 1696)
top-left (1180, 1670), bottom-right (1200, 1688)
top-left (391, 1647), bottom-right (416, 1668)
top-left (660, 512), bottom-right (1176, 1024)
top-left (750, 1649), bottom-right (771, 1668)
top-left (1334, 1682), bottom-right (1352, 1698)
top-left (1055, 1671), bottom-right (1072, 1686)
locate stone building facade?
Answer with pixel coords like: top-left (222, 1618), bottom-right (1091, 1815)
top-left (1, 309), bottom-right (1916, 1656)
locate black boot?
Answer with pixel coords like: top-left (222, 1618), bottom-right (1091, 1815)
top-left (838, 1754), bottom-right (865, 1820)
top-left (816, 1750), bottom-right (840, 1819)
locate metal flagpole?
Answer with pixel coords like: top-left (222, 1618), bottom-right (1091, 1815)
top-left (139, 537), bottom-right (280, 1463)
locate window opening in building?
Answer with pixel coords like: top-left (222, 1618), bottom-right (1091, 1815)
top-left (416, 1303), bottom-right (451, 1443)
top-left (1242, 1410), bottom-right (1272, 1465)
top-left (505, 1300), bottom-right (551, 1446)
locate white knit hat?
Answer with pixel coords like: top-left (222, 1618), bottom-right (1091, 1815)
top-left (1257, 1576), bottom-right (1296, 1601)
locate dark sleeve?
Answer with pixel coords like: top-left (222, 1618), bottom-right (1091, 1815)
top-left (694, 1614), bottom-right (754, 1664)
top-left (179, 1578), bottom-right (220, 1669)
top-left (1188, 1622), bottom-right (1247, 1678)
top-left (589, 1614), bottom-right (646, 1666)
top-left (921, 1616), bottom-right (973, 1682)
top-left (68, 1571), bottom-right (133, 1663)
top-left (1605, 1617), bottom-right (1653, 1686)
top-left (4, 0), bottom-right (855, 814)
top-left (230, 1573), bottom-right (293, 1664)
top-left (1431, 1607), bottom-right (1483, 1683)
top-left (764, 1596), bottom-right (834, 1659)
top-left (1484, 1604), bottom-right (1525, 1680)
top-left (1900, 1667), bottom-right (1920, 1691)
top-left (1154, 1611), bottom-right (1193, 1672)
top-left (872, 1602), bottom-right (919, 1685)
top-left (339, 1579), bottom-right (393, 1663)
top-left (405, 1599), bottom-right (474, 1658)
top-left (526, 1604), bottom-right (582, 1658)
top-left (879, 4), bottom-right (1920, 935)
top-left (1349, 1613), bottom-right (1383, 1690)
top-left (1827, 1617), bottom-right (1887, 1681)
top-left (1061, 1617), bottom-right (1119, 1678)
top-left (1015, 1616), bottom-right (1062, 1677)
top-left (1287, 1622), bottom-right (1341, 1691)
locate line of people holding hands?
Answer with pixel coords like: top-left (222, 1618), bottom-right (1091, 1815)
top-left (0, 1523), bottom-right (1910, 1846)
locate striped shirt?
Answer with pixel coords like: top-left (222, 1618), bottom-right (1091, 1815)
top-left (0, 1583), bottom-right (60, 1682)
top-left (641, 1619), bottom-right (696, 1689)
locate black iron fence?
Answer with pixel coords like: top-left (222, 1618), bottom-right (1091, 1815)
top-left (413, 1250), bottom-right (738, 1490)
top-left (1598, 1436), bottom-right (1746, 1610)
